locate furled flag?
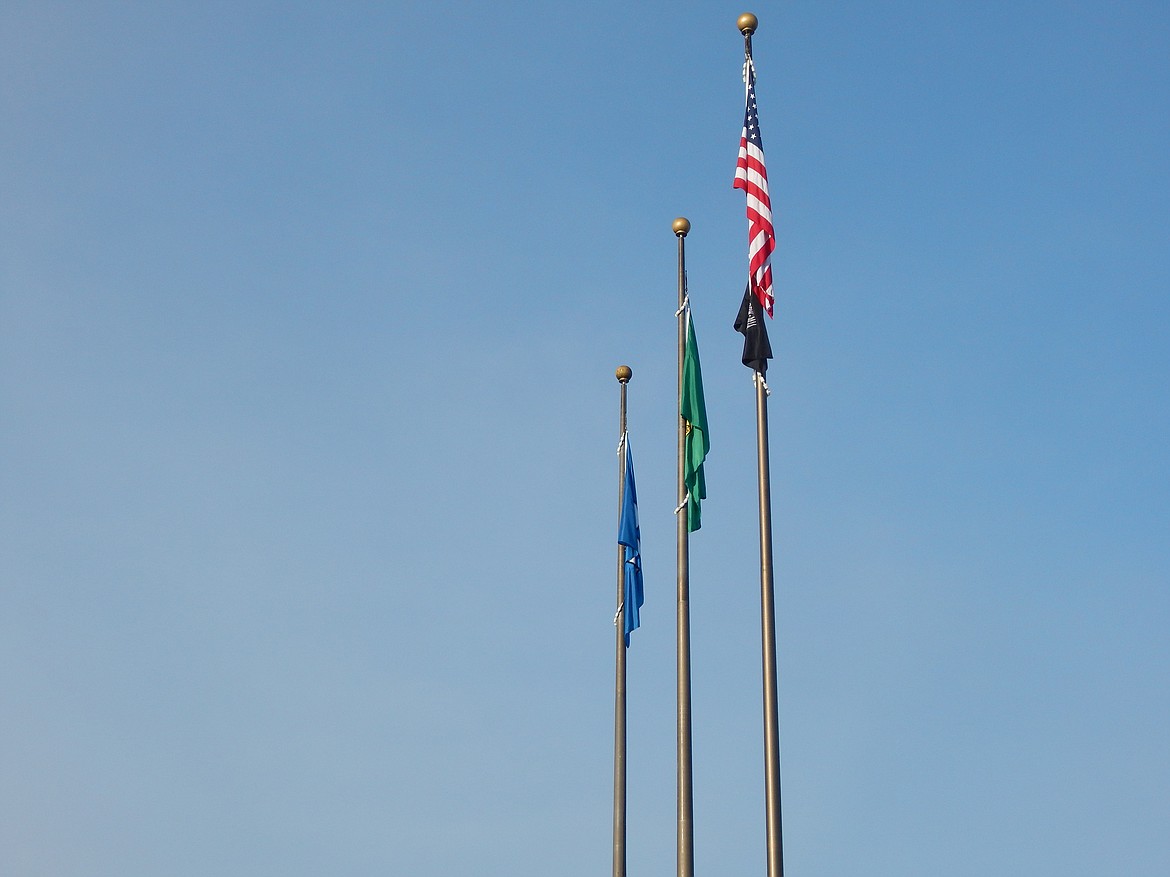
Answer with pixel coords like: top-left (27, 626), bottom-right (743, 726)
top-left (680, 310), bottom-right (710, 532)
top-left (734, 283), bottom-right (773, 374)
top-left (618, 436), bottom-right (643, 646)
top-left (733, 59), bottom-right (776, 317)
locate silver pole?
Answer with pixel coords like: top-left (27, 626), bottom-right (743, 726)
top-left (672, 217), bottom-right (695, 877)
top-left (737, 14), bottom-right (785, 874)
top-left (612, 365), bottom-right (631, 877)
top-left (755, 371), bottom-right (784, 877)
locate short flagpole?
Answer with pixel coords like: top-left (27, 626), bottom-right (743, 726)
top-left (672, 216), bottom-right (695, 877)
top-left (613, 365), bottom-right (632, 877)
top-left (738, 13), bottom-right (786, 877)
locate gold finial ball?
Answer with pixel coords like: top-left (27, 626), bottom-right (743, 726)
top-left (672, 217), bottom-right (691, 237)
top-left (615, 365), bottom-right (633, 383)
top-left (738, 12), bottom-right (758, 35)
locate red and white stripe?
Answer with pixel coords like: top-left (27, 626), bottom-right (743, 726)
top-left (733, 67), bottom-right (776, 317)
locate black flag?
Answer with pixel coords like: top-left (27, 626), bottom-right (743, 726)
top-left (734, 286), bottom-right (772, 374)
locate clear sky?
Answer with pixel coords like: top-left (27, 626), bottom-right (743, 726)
top-left (3, 2), bottom-right (1168, 875)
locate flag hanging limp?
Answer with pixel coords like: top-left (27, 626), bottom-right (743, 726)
top-left (734, 284), bottom-right (773, 374)
top-left (733, 60), bottom-right (776, 318)
top-left (618, 436), bottom-right (643, 646)
top-left (681, 312), bottom-right (710, 532)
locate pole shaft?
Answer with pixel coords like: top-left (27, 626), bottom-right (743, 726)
top-left (741, 23), bottom-right (784, 874)
top-left (755, 372), bottom-right (784, 877)
top-left (613, 380), bottom-right (628, 877)
top-left (676, 233), bottom-right (695, 877)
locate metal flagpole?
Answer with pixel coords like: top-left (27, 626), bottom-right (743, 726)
top-left (612, 365), bottom-right (632, 877)
top-left (755, 367), bottom-right (784, 877)
top-left (672, 216), bottom-right (695, 877)
top-left (738, 13), bottom-right (785, 877)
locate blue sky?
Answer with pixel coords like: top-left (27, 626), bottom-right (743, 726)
top-left (2, 2), bottom-right (1168, 874)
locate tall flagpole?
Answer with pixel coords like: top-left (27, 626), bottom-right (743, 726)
top-left (755, 367), bottom-right (784, 877)
top-left (672, 216), bottom-right (695, 877)
top-left (738, 13), bottom-right (785, 877)
top-left (612, 365), bottom-right (632, 877)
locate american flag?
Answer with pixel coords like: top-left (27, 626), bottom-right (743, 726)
top-left (733, 61), bottom-right (776, 317)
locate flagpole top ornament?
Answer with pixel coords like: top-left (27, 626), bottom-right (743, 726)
top-left (672, 217), bottom-right (691, 237)
top-left (616, 365), bottom-right (632, 383)
top-left (738, 12), bottom-right (758, 35)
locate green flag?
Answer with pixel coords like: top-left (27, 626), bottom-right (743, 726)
top-left (681, 310), bottom-right (709, 532)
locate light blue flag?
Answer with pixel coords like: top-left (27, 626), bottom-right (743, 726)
top-left (618, 437), bottom-right (643, 646)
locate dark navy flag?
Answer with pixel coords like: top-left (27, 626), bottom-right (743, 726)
top-left (617, 437), bottom-right (643, 646)
top-left (734, 284), bottom-right (773, 374)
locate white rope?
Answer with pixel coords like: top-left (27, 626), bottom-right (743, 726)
top-left (674, 493), bottom-right (689, 515)
top-left (743, 57), bottom-right (756, 96)
top-left (676, 269), bottom-right (691, 317)
top-left (616, 430), bottom-right (627, 456)
top-left (613, 602), bottom-right (624, 626)
top-left (755, 371), bottom-right (771, 396)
